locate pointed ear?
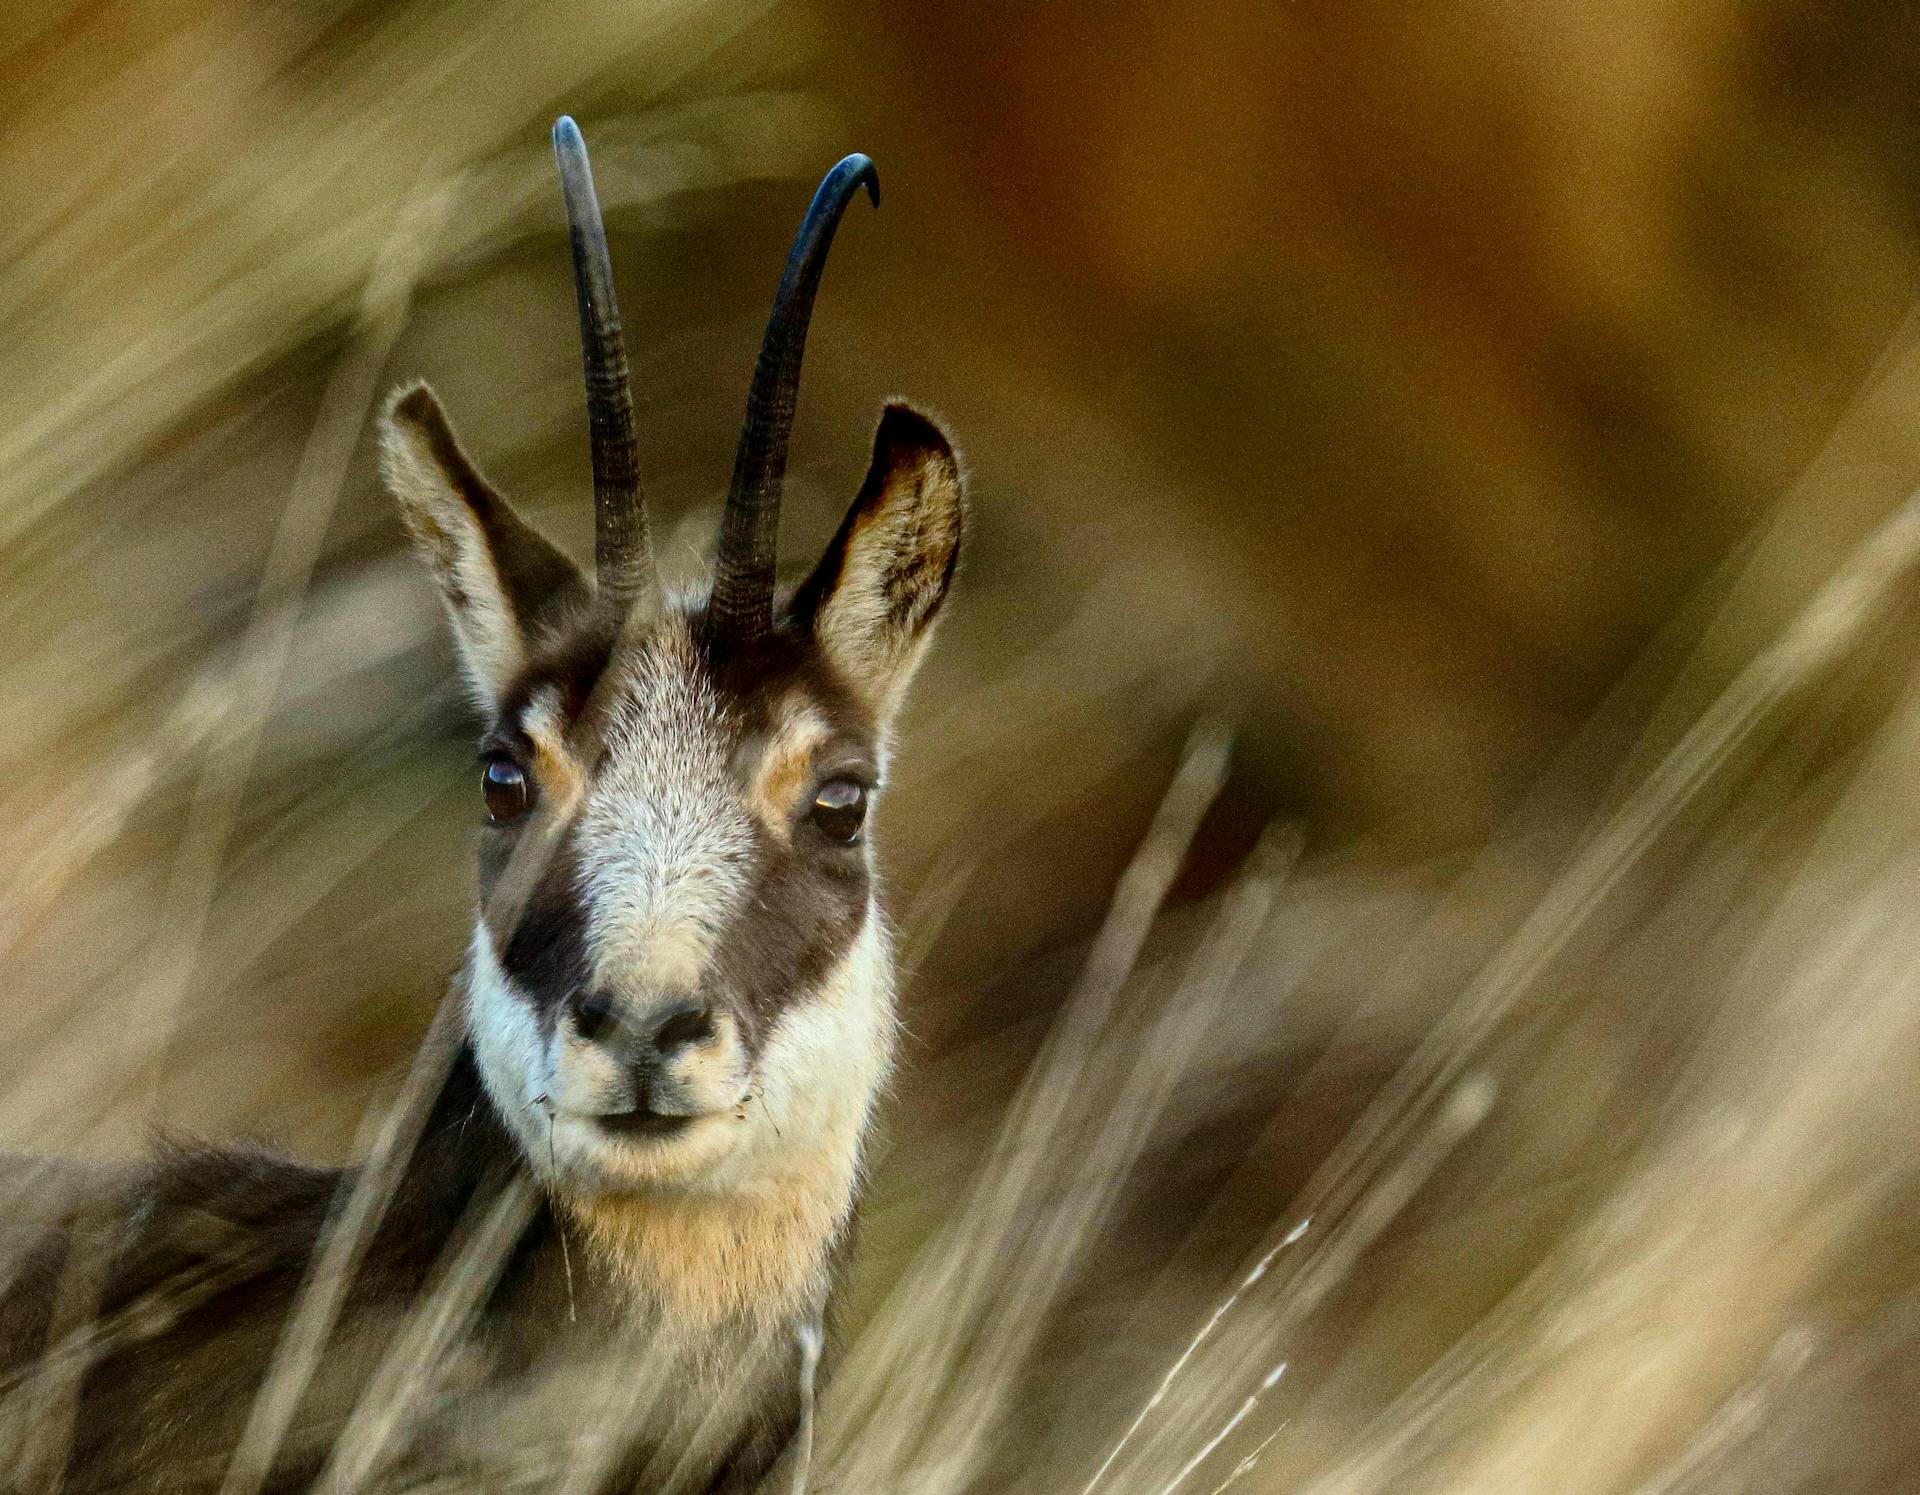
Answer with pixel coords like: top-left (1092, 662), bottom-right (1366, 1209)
top-left (378, 381), bottom-right (588, 709)
top-left (792, 403), bottom-right (964, 721)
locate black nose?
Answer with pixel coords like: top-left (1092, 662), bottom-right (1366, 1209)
top-left (650, 1000), bottom-right (716, 1054)
top-left (570, 992), bottom-right (620, 1043)
top-left (570, 992), bottom-right (716, 1055)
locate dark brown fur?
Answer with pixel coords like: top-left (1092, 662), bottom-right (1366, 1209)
top-left (0, 1051), bottom-right (810, 1491)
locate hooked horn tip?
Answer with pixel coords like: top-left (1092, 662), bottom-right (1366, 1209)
top-left (843, 153), bottom-right (880, 210)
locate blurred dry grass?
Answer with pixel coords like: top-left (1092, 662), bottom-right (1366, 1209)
top-left (4, 0), bottom-right (1920, 1489)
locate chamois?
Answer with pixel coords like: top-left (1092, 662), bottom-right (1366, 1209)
top-left (0, 115), bottom-right (963, 1492)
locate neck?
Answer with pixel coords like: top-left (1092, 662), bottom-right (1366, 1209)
top-left (561, 1178), bottom-right (845, 1329)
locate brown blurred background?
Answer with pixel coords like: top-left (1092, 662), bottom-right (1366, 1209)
top-left (5, 1), bottom-right (1920, 1490)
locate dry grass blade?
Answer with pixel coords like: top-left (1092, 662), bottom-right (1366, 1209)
top-left (318, 1173), bottom-right (540, 1490)
top-left (1081, 1216), bottom-right (1314, 1495)
top-left (7, 1198), bottom-right (113, 1488)
top-left (0, 0), bottom-right (783, 552)
top-left (1285, 482), bottom-right (1920, 1276)
top-left (1157, 1359), bottom-right (1288, 1495)
top-left (1083, 475), bottom-right (1920, 1495)
top-left (214, 996), bottom-right (465, 1495)
top-left (1202, 1426), bottom-right (1284, 1495)
top-left (788, 1317), bottom-right (823, 1495)
top-left (132, 175), bottom-right (460, 1104)
top-left (1111, 1074), bottom-right (1496, 1493)
top-left (1307, 665), bottom-right (1920, 1494)
top-left (821, 721), bottom-right (1231, 1485)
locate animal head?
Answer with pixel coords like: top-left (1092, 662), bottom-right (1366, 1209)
top-left (379, 120), bottom-right (962, 1208)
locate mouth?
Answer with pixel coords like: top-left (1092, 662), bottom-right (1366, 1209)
top-left (592, 1107), bottom-right (699, 1140)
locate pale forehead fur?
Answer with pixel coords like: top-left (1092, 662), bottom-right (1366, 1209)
top-left (574, 616), bottom-right (755, 995)
top-left (532, 612), bottom-right (866, 994)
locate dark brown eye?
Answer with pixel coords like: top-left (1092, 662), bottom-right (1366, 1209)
top-left (482, 756), bottom-right (532, 824)
top-left (810, 780), bottom-right (867, 844)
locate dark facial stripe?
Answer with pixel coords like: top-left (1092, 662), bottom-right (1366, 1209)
top-left (483, 822), bottom-right (593, 1038)
top-left (711, 833), bottom-right (870, 1055)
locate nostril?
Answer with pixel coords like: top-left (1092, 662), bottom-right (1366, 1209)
top-left (572, 993), bottom-right (619, 1043)
top-left (652, 1003), bottom-right (716, 1054)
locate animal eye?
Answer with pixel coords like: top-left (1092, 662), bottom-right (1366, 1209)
top-left (482, 756), bottom-right (533, 823)
top-left (810, 780), bottom-right (867, 844)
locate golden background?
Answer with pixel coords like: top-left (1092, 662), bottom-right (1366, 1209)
top-left (4, 1), bottom-right (1920, 1488)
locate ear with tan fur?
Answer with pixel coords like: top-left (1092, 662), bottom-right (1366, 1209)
top-left (379, 381), bottom-right (588, 708)
top-left (791, 403), bottom-right (964, 720)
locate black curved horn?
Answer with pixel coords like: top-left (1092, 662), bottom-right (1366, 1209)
top-left (708, 153), bottom-right (879, 646)
top-left (553, 115), bottom-right (653, 619)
